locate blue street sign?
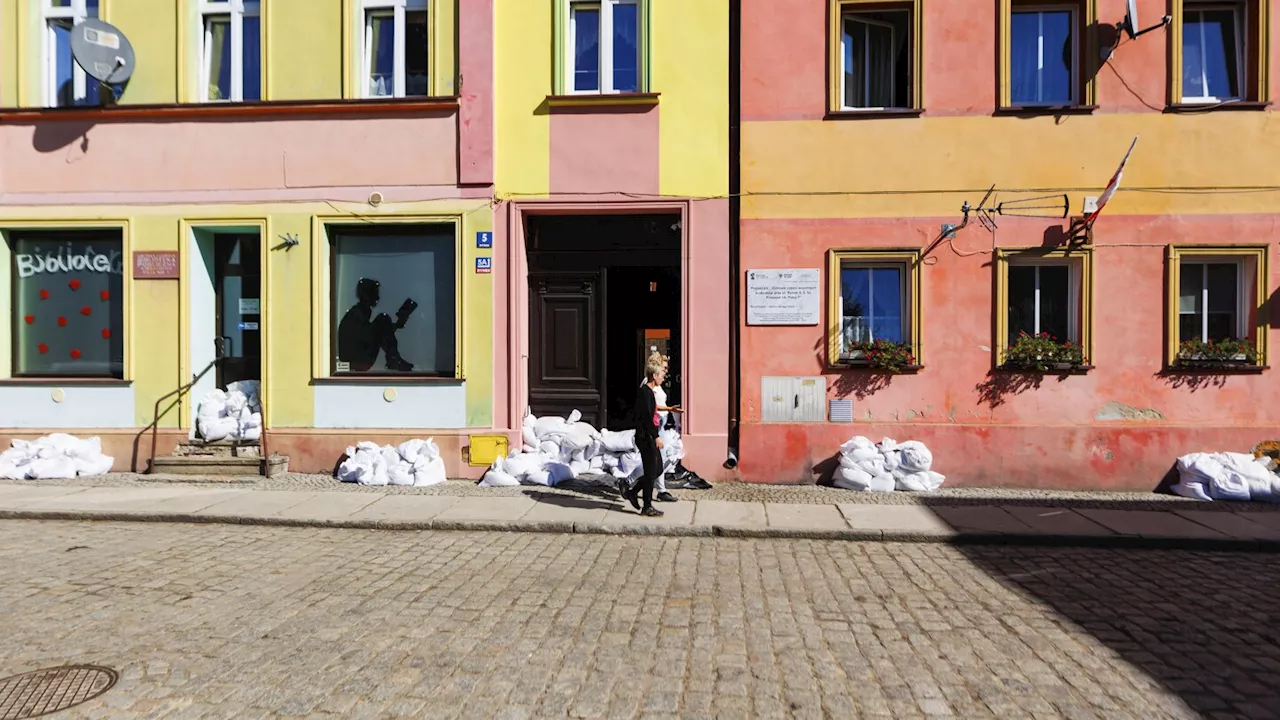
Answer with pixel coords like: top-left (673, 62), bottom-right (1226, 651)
top-left (476, 231), bottom-right (493, 249)
top-left (475, 257), bottom-right (492, 274)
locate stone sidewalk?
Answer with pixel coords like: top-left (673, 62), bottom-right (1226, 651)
top-left (2, 481), bottom-right (1278, 549)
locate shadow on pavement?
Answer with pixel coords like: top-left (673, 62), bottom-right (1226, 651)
top-left (955, 544), bottom-right (1280, 718)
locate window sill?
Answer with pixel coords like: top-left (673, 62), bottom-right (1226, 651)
top-left (545, 93), bottom-right (660, 109)
top-left (995, 364), bottom-right (1093, 375)
top-left (1165, 101), bottom-right (1271, 113)
top-left (313, 376), bottom-right (463, 385)
top-left (1168, 360), bottom-right (1267, 373)
top-left (994, 104), bottom-right (1098, 116)
top-left (825, 108), bottom-right (924, 120)
top-left (831, 361), bottom-right (923, 374)
top-left (0, 96), bottom-right (460, 122)
top-left (0, 378), bottom-right (131, 386)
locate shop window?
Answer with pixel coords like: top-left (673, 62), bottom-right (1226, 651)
top-left (826, 249), bottom-right (922, 367)
top-left (9, 230), bottom-right (125, 379)
top-left (357, 0), bottom-right (429, 98)
top-left (998, 0), bottom-right (1095, 109)
top-left (1167, 246), bottom-right (1268, 366)
top-left (995, 248), bottom-right (1093, 368)
top-left (197, 0), bottom-right (262, 102)
top-left (1172, 0), bottom-right (1269, 105)
top-left (329, 224), bottom-right (456, 377)
top-left (557, 0), bottom-right (645, 94)
top-left (829, 0), bottom-right (922, 112)
top-left (41, 0), bottom-right (100, 107)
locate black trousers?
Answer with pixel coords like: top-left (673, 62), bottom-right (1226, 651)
top-left (634, 438), bottom-right (662, 508)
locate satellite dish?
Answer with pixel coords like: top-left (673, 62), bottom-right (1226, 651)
top-left (70, 18), bottom-right (135, 88)
top-left (1119, 0), bottom-right (1170, 41)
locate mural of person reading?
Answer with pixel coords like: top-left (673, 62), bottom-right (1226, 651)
top-left (336, 278), bottom-right (416, 372)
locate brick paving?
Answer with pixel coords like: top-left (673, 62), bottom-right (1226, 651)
top-left (0, 521), bottom-right (1277, 719)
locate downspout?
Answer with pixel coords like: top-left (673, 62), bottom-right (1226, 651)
top-left (724, 0), bottom-right (741, 470)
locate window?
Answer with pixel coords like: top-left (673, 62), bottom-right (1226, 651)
top-left (829, 1), bottom-right (922, 112)
top-left (995, 248), bottom-right (1092, 367)
top-left (1009, 7), bottom-right (1076, 105)
top-left (9, 231), bottom-right (124, 379)
top-left (41, 0), bottom-right (100, 107)
top-left (197, 0), bottom-right (261, 102)
top-left (1166, 246), bottom-right (1268, 366)
top-left (826, 250), bottom-right (922, 366)
top-left (357, 0), bottom-right (429, 98)
top-left (1173, 1), bottom-right (1268, 104)
top-left (330, 225), bottom-right (456, 377)
top-left (564, 0), bottom-right (642, 94)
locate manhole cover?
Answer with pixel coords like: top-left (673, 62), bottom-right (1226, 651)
top-left (0, 666), bottom-right (117, 719)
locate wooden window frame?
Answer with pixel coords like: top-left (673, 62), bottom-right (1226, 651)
top-left (828, 0), bottom-right (924, 114)
top-left (998, 0), bottom-right (1097, 110)
top-left (994, 246), bottom-right (1094, 368)
top-left (553, 0), bottom-right (650, 96)
top-left (40, 0), bottom-right (100, 108)
top-left (195, 0), bottom-right (262, 103)
top-left (826, 249), bottom-right (923, 369)
top-left (1165, 245), bottom-right (1269, 367)
top-left (1172, 0), bottom-right (1269, 105)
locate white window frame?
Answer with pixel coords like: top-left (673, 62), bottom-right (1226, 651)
top-left (41, 0), bottom-right (97, 107)
top-left (197, 0), bottom-right (261, 103)
top-left (839, 262), bottom-right (909, 352)
top-left (1009, 5), bottom-right (1079, 107)
top-left (358, 0), bottom-right (429, 99)
top-left (839, 11), bottom-right (909, 111)
top-left (1181, 2), bottom-right (1246, 103)
top-left (566, 0), bottom-right (641, 95)
top-left (1006, 260), bottom-right (1081, 342)
top-left (1178, 258), bottom-right (1249, 341)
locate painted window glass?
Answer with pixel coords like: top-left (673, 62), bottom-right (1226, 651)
top-left (567, 0), bottom-right (642, 94)
top-left (1007, 264), bottom-right (1072, 343)
top-left (43, 0), bottom-right (100, 107)
top-left (330, 225), bottom-right (456, 376)
top-left (840, 264), bottom-right (905, 353)
top-left (199, 0), bottom-right (261, 102)
top-left (1010, 8), bottom-right (1075, 105)
top-left (11, 232), bottom-right (125, 378)
top-left (841, 9), bottom-right (910, 109)
top-left (360, 0), bottom-right (430, 99)
top-left (1182, 4), bottom-right (1243, 102)
top-left (1179, 262), bottom-right (1240, 342)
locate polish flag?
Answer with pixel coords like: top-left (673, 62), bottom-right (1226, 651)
top-left (1084, 137), bottom-right (1138, 226)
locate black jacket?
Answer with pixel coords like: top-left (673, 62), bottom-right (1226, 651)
top-left (633, 383), bottom-right (659, 443)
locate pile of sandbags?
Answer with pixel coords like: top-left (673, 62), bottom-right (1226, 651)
top-left (1173, 452), bottom-right (1280, 503)
top-left (195, 380), bottom-right (263, 443)
top-left (337, 439), bottom-right (447, 487)
top-left (0, 434), bottom-right (114, 479)
top-left (833, 436), bottom-right (945, 493)
top-left (481, 410), bottom-right (672, 488)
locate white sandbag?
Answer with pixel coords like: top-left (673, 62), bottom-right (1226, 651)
top-left (835, 435), bottom-right (943, 493)
top-left (0, 460), bottom-right (22, 480)
top-left (589, 455), bottom-right (605, 470)
top-left (896, 470), bottom-right (945, 492)
top-left (1171, 478), bottom-right (1212, 501)
top-left (533, 416), bottom-right (568, 438)
top-left (897, 441), bottom-right (933, 473)
top-left (601, 429), bottom-right (637, 453)
top-left (524, 469), bottom-right (552, 486)
top-left (72, 455), bottom-right (114, 477)
top-left (544, 462), bottom-right (575, 485)
top-left (26, 456), bottom-right (77, 479)
top-left (569, 460), bottom-right (590, 475)
top-left (567, 410), bottom-right (582, 424)
top-left (833, 465), bottom-right (874, 491)
top-left (412, 457), bottom-right (447, 487)
top-left (538, 440), bottom-right (560, 457)
top-left (480, 469), bottom-right (520, 487)
top-left (523, 445), bottom-right (537, 453)
top-left (503, 452), bottom-right (548, 478)
top-left (522, 426), bottom-right (539, 449)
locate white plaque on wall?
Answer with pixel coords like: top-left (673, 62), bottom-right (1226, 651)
top-left (746, 268), bottom-right (821, 326)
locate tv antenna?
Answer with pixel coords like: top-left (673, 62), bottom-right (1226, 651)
top-left (1118, 0), bottom-right (1170, 40)
top-left (70, 18), bottom-right (136, 105)
top-left (957, 185), bottom-right (1069, 233)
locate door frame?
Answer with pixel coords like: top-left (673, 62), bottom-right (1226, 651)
top-left (178, 218), bottom-right (270, 430)
top-left (507, 201), bottom-right (690, 433)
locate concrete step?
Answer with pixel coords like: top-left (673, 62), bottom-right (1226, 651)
top-left (150, 454), bottom-right (289, 477)
top-left (173, 441), bottom-right (260, 458)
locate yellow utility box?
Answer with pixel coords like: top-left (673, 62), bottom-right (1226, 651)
top-left (467, 434), bottom-right (509, 467)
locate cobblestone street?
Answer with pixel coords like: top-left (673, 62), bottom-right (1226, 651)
top-left (1, 521), bottom-right (1277, 719)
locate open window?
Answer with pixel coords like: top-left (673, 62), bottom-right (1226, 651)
top-left (829, 0), bottom-right (923, 113)
top-left (1167, 246), bottom-right (1269, 367)
top-left (41, 0), bottom-right (100, 107)
top-left (999, 0), bottom-right (1096, 109)
top-left (197, 0), bottom-right (262, 102)
top-left (1172, 0), bottom-right (1270, 105)
top-left (556, 0), bottom-right (646, 95)
top-left (826, 249), bottom-right (922, 367)
top-left (995, 247), bottom-right (1093, 370)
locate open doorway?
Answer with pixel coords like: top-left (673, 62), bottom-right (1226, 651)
top-left (188, 228), bottom-right (262, 429)
top-left (525, 213), bottom-right (681, 430)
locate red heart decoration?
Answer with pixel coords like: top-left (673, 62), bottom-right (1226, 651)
top-left (37, 343), bottom-right (49, 354)
top-left (70, 349), bottom-right (82, 360)
top-left (24, 315), bottom-right (34, 325)
top-left (69, 279), bottom-right (81, 290)
top-left (80, 306), bottom-right (92, 316)
top-left (100, 290), bottom-right (110, 301)
top-left (101, 329), bottom-right (111, 340)
top-left (39, 289), bottom-right (50, 300)
top-left (57, 316), bottom-right (67, 327)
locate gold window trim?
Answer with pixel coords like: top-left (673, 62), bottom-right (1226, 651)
top-left (997, 0), bottom-right (1098, 108)
top-left (993, 246), bottom-right (1094, 366)
top-left (827, 0), bottom-right (925, 112)
top-left (1170, 0), bottom-right (1270, 104)
top-left (1165, 244), bottom-right (1270, 367)
top-left (826, 248), bottom-right (923, 368)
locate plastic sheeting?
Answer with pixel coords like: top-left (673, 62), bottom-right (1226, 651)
top-left (337, 438), bottom-right (447, 487)
top-left (481, 410), bottom-right (685, 488)
top-left (833, 436), bottom-right (945, 493)
top-left (1173, 452), bottom-right (1280, 503)
top-left (0, 433), bottom-right (114, 480)
top-left (194, 380), bottom-right (263, 444)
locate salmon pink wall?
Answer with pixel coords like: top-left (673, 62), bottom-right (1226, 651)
top-left (548, 107), bottom-right (660, 195)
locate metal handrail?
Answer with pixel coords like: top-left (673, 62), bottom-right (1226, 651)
top-left (146, 358), bottom-right (219, 474)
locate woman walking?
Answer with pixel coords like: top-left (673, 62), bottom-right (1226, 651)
top-left (622, 359), bottom-right (666, 516)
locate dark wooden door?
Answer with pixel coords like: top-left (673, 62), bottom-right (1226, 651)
top-left (529, 272), bottom-right (605, 427)
top-left (214, 234), bottom-right (261, 389)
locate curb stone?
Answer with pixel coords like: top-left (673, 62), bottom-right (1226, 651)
top-left (0, 509), bottom-right (1277, 550)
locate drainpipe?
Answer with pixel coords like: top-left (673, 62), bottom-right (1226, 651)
top-left (724, 0), bottom-right (741, 470)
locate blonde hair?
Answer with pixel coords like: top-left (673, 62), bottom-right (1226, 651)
top-left (644, 360), bottom-right (665, 382)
